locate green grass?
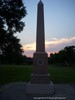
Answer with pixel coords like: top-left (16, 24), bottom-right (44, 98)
top-left (0, 64), bottom-right (75, 85)
top-left (0, 65), bottom-right (32, 85)
top-left (48, 65), bottom-right (75, 83)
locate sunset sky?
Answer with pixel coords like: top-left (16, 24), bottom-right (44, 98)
top-left (16, 0), bottom-right (75, 57)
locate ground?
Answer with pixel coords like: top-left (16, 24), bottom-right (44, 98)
top-left (0, 82), bottom-right (75, 100)
top-left (0, 65), bottom-right (75, 100)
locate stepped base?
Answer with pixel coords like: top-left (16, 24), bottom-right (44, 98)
top-left (26, 81), bottom-right (54, 95)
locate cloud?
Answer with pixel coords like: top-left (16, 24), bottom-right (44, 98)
top-left (23, 42), bottom-right (36, 51)
top-left (23, 36), bottom-right (75, 57)
top-left (46, 37), bottom-right (75, 45)
top-left (46, 36), bottom-right (75, 53)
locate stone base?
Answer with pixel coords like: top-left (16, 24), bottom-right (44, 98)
top-left (31, 74), bottom-right (50, 84)
top-left (33, 52), bottom-right (48, 74)
top-left (26, 81), bottom-right (54, 95)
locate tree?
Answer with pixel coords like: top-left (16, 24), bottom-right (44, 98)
top-left (0, 0), bottom-right (27, 64)
top-left (64, 46), bottom-right (75, 65)
top-left (49, 46), bottom-right (75, 66)
top-left (49, 52), bottom-right (59, 64)
top-left (0, 0), bottom-right (27, 34)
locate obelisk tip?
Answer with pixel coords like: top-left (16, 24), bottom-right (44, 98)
top-left (39, 0), bottom-right (43, 4)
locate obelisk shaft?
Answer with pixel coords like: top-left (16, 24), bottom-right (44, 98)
top-left (36, 1), bottom-right (45, 52)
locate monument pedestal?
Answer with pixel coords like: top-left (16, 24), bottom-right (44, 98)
top-left (26, 81), bottom-right (54, 95)
top-left (31, 74), bottom-right (50, 84)
top-left (26, 73), bottom-right (54, 95)
top-left (33, 52), bottom-right (48, 74)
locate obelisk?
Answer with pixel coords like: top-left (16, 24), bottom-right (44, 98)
top-left (31, 0), bottom-right (50, 83)
top-left (26, 0), bottom-right (54, 94)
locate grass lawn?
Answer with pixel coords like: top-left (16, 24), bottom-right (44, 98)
top-left (0, 64), bottom-right (75, 85)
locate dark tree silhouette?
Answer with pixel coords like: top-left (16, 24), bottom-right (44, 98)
top-left (0, 0), bottom-right (27, 64)
top-left (0, 0), bottom-right (27, 34)
top-left (49, 46), bottom-right (75, 66)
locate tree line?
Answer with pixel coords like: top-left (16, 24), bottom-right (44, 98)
top-left (48, 46), bottom-right (75, 66)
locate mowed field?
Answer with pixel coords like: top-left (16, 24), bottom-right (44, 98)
top-left (0, 65), bottom-right (75, 85)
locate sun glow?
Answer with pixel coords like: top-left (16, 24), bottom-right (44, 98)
top-left (23, 42), bottom-right (36, 51)
top-left (23, 36), bottom-right (75, 57)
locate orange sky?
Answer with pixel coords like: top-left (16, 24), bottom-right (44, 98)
top-left (23, 36), bottom-right (75, 57)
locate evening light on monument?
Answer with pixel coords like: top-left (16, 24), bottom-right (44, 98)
top-left (0, 0), bottom-right (75, 99)
top-left (26, 0), bottom-right (54, 94)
